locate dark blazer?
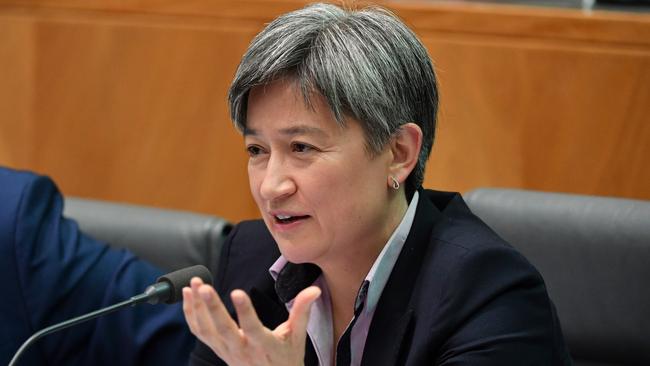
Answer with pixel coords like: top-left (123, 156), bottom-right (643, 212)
top-left (0, 167), bottom-right (195, 365)
top-left (190, 189), bottom-right (572, 365)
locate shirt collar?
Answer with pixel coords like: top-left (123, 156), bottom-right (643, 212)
top-left (269, 191), bottom-right (419, 309)
top-left (363, 191), bottom-right (418, 313)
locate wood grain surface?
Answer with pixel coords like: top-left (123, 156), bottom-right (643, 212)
top-left (0, 0), bottom-right (648, 222)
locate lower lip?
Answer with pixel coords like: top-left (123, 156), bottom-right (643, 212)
top-left (272, 216), bottom-right (309, 232)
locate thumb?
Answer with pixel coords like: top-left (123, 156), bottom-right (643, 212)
top-left (288, 286), bottom-right (321, 337)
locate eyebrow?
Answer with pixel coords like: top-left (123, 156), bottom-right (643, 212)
top-left (244, 125), bottom-right (329, 138)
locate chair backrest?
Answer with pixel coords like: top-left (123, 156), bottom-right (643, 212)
top-left (464, 188), bottom-right (650, 366)
top-left (63, 197), bottom-right (232, 274)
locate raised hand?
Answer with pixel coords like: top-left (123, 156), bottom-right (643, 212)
top-left (182, 277), bottom-right (321, 366)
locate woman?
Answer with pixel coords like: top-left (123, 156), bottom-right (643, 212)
top-left (182, 3), bottom-right (571, 365)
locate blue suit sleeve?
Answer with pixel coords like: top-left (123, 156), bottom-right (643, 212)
top-left (0, 168), bottom-right (195, 365)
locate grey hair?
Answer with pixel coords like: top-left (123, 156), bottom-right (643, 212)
top-left (229, 3), bottom-right (438, 193)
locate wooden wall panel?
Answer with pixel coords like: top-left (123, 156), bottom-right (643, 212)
top-left (0, 1), bottom-right (648, 223)
top-left (0, 15), bottom-right (35, 168)
top-left (422, 33), bottom-right (650, 197)
top-left (0, 9), bottom-right (264, 221)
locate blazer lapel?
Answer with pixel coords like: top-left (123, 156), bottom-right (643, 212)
top-left (361, 191), bottom-right (443, 365)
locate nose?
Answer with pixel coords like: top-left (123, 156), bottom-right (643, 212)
top-left (259, 154), bottom-right (296, 201)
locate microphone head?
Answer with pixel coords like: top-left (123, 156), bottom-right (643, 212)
top-left (156, 265), bottom-right (213, 304)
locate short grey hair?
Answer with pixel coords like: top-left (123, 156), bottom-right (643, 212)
top-left (229, 3), bottom-right (438, 194)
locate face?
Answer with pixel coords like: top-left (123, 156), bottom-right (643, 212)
top-left (245, 78), bottom-right (398, 268)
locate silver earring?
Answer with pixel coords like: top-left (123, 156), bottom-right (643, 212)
top-left (390, 176), bottom-right (400, 190)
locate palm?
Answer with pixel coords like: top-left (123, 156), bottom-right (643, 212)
top-left (182, 277), bottom-right (320, 366)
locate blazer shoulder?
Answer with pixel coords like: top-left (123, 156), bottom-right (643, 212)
top-left (0, 166), bottom-right (44, 187)
top-left (0, 166), bottom-right (58, 210)
top-left (410, 192), bottom-right (569, 364)
top-left (220, 219), bottom-right (277, 265)
top-left (432, 192), bottom-right (509, 249)
top-left (420, 190), bottom-right (546, 299)
top-left (0, 167), bottom-right (61, 241)
top-left (216, 219), bottom-right (280, 294)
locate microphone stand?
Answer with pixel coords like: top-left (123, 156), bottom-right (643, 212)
top-left (8, 282), bottom-right (170, 366)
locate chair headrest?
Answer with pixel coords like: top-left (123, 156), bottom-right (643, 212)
top-left (64, 197), bottom-right (232, 273)
top-left (464, 188), bottom-right (650, 365)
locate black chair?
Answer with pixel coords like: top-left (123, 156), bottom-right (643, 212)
top-left (464, 188), bottom-right (650, 366)
top-left (63, 197), bottom-right (232, 274)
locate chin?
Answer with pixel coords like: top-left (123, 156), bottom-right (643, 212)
top-left (275, 238), bottom-right (322, 265)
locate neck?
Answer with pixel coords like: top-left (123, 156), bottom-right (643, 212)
top-left (318, 190), bottom-right (409, 339)
top-left (321, 268), bottom-right (362, 343)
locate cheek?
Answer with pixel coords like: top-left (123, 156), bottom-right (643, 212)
top-left (307, 163), bottom-right (384, 221)
top-left (333, 159), bottom-right (390, 220)
top-left (248, 165), bottom-right (263, 202)
top-left (338, 157), bottom-right (389, 197)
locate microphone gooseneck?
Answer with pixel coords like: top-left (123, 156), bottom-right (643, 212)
top-left (9, 265), bottom-right (212, 366)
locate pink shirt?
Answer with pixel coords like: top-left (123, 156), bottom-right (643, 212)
top-left (269, 192), bottom-right (419, 365)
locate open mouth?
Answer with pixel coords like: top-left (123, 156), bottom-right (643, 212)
top-left (274, 214), bottom-right (309, 224)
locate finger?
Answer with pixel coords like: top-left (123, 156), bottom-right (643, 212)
top-left (231, 289), bottom-right (267, 341)
top-left (182, 286), bottom-right (199, 333)
top-left (188, 284), bottom-right (221, 342)
top-left (287, 286), bottom-right (321, 338)
top-left (190, 276), bottom-right (205, 289)
top-left (195, 284), bottom-right (242, 346)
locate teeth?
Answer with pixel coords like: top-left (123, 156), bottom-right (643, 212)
top-left (276, 215), bottom-right (292, 220)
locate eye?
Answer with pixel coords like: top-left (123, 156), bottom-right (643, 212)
top-left (291, 142), bottom-right (314, 153)
top-left (246, 145), bottom-right (265, 157)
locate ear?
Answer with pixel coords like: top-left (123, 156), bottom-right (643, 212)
top-left (388, 123), bottom-right (423, 187)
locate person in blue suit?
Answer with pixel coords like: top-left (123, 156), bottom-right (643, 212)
top-left (0, 166), bottom-right (195, 365)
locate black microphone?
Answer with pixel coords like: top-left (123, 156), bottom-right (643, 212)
top-left (9, 264), bottom-right (212, 366)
